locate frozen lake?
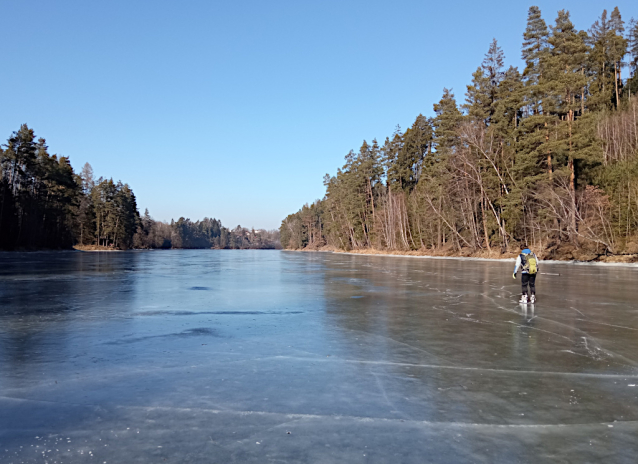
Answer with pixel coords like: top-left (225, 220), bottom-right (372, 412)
top-left (1, 250), bottom-right (637, 463)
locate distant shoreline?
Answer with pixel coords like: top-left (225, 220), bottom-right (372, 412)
top-left (285, 247), bottom-right (638, 267)
top-left (72, 246), bottom-right (280, 252)
top-left (0, 247), bottom-right (280, 253)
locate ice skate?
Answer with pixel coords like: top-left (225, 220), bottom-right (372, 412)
top-left (519, 294), bottom-right (528, 304)
top-left (530, 295), bottom-right (536, 304)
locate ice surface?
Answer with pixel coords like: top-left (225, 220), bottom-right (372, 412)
top-left (1, 250), bottom-right (638, 463)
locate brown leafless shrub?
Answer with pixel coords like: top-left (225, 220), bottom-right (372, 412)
top-left (530, 176), bottom-right (615, 252)
top-left (598, 99), bottom-right (638, 165)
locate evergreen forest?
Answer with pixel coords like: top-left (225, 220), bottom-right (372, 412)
top-left (0, 125), bottom-right (280, 250)
top-left (280, 6), bottom-right (638, 260)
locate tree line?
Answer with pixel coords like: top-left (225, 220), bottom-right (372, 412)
top-left (0, 124), bottom-right (279, 250)
top-left (134, 213), bottom-right (280, 250)
top-left (281, 6), bottom-right (638, 259)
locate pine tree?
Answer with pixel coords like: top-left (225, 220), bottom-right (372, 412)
top-left (522, 7), bottom-right (549, 83)
top-left (80, 162), bottom-right (95, 193)
top-left (3, 125), bottom-right (37, 197)
top-left (629, 19), bottom-right (638, 74)
top-left (626, 19), bottom-right (638, 95)
top-left (547, 10), bottom-right (589, 117)
top-left (589, 9), bottom-right (627, 110)
top-left (609, 7), bottom-right (628, 107)
top-left (588, 9), bottom-right (612, 110)
top-left (517, 6), bottom-right (555, 186)
top-left (1, 125), bottom-right (37, 247)
top-left (464, 67), bottom-right (491, 125)
top-left (493, 66), bottom-right (524, 138)
top-left (464, 40), bottom-right (506, 127)
top-left (482, 38), bottom-right (506, 119)
top-left (432, 89), bottom-right (463, 158)
top-left (546, 10), bottom-right (594, 236)
top-left (49, 156), bottom-right (79, 247)
top-left (383, 126), bottom-right (404, 190)
top-left (77, 162), bottom-right (96, 244)
top-left (392, 115), bottom-right (432, 190)
top-left (418, 90), bottom-right (464, 250)
top-left (113, 183), bottom-right (139, 249)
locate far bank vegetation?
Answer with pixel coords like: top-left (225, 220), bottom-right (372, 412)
top-left (0, 126), bottom-right (280, 250)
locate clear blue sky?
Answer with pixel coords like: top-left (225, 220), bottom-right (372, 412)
top-left (2, 1), bottom-right (636, 229)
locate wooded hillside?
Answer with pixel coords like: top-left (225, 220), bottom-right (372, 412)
top-left (281, 6), bottom-right (638, 261)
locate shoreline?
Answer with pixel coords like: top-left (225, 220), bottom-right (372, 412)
top-left (0, 248), bottom-right (281, 253)
top-left (73, 245), bottom-right (123, 252)
top-left (287, 247), bottom-right (638, 268)
top-left (0, 246), bottom-right (281, 253)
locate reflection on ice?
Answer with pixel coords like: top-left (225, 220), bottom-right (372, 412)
top-left (522, 304), bottom-right (535, 323)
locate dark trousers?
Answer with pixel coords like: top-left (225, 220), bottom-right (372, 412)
top-left (522, 273), bottom-right (536, 295)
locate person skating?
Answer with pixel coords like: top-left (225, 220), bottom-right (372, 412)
top-left (513, 245), bottom-right (539, 304)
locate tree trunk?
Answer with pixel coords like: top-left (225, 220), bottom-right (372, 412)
top-left (569, 110), bottom-right (577, 238)
top-left (581, 68), bottom-right (585, 115)
top-left (481, 197), bottom-right (491, 252)
top-left (368, 178), bottom-right (375, 218)
top-left (545, 122), bottom-right (552, 180)
top-left (0, 185), bottom-right (6, 240)
top-left (615, 62), bottom-right (620, 108)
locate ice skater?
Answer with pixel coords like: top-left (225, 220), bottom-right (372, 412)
top-left (512, 245), bottom-right (539, 304)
